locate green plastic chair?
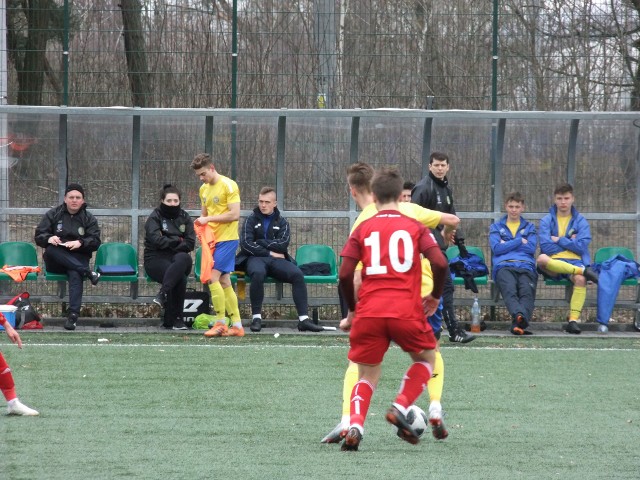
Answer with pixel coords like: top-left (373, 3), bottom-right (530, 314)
top-left (295, 244), bottom-right (338, 284)
top-left (594, 247), bottom-right (637, 286)
top-left (445, 245), bottom-right (489, 286)
top-left (94, 243), bottom-right (139, 298)
top-left (0, 242), bottom-right (39, 281)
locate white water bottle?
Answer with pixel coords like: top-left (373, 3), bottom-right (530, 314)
top-left (471, 297), bottom-right (481, 333)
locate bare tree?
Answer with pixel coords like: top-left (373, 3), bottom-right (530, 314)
top-left (119, 0), bottom-right (151, 107)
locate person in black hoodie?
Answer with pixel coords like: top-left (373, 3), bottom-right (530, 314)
top-left (144, 184), bottom-right (196, 330)
top-left (34, 183), bottom-right (101, 330)
top-left (411, 152), bottom-right (475, 344)
top-left (235, 187), bottom-right (323, 333)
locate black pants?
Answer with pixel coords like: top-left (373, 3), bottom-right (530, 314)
top-left (495, 267), bottom-right (537, 322)
top-left (43, 246), bottom-right (92, 315)
top-left (145, 252), bottom-right (193, 325)
top-left (246, 257), bottom-right (308, 317)
top-left (441, 264), bottom-right (461, 334)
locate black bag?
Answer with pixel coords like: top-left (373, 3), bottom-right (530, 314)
top-left (182, 289), bottom-right (211, 328)
top-left (6, 292), bottom-right (42, 329)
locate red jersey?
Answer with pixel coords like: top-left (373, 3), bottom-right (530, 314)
top-left (341, 209), bottom-right (439, 320)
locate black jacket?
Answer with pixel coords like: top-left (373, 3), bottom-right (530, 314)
top-left (411, 172), bottom-right (465, 250)
top-left (143, 207), bottom-right (195, 262)
top-left (34, 203), bottom-right (101, 257)
top-left (236, 206), bottom-right (294, 271)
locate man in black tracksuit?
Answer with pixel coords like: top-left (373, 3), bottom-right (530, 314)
top-left (236, 187), bottom-right (323, 334)
top-left (411, 152), bottom-right (475, 343)
top-left (34, 183), bottom-right (101, 330)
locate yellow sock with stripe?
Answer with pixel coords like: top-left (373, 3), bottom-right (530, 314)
top-left (545, 259), bottom-right (582, 276)
top-left (428, 350), bottom-right (444, 403)
top-left (223, 285), bottom-right (242, 328)
top-left (569, 286), bottom-right (586, 321)
top-left (208, 282), bottom-right (226, 323)
top-left (342, 362), bottom-right (359, 424)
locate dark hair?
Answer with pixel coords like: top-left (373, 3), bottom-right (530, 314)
top-left (429, 152), bottom-right (449, 164)
top-left (372, 166), bottom-right (403, 203)
top-left (505, 191), bottom-right (525, 204)
top-left (347, 162), bottom-right (374, 194)
top-left (259, 186), bottom-right (276, 197)
top-left (403, 181), bottom-right (415, 191)
top-left (160, 184), bottom-right (181, 201)
top-left (191, 153), bottom-right (212, 170)
top-left (554, 183), bottom-right (573, 196)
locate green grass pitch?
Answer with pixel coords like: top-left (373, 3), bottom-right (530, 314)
top-left (1, 333), bottom-right (639, 479)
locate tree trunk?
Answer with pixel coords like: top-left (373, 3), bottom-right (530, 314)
top-left (17, 0), bottom-right (48, 105)
top-left (119, 0), bottom-right (151, 107)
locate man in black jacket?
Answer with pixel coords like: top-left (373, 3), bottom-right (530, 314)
top-left (411, 152), bottom-right (475, 343)
top-left (236, 187), bottom-right (322, 333)
top-left (34, 183), bottom-right (101, 330)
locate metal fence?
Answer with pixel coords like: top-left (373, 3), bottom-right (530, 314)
top-left (0, 106), bottom-right (638, 321)
top-left (2, 1), bottom-right (639, 111)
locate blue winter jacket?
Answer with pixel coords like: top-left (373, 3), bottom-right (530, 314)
top-left (538, 205), bottom-right (592, 266)
top-left (593, 255), bottom-right (640, 325)
top-left (489, 215), bottom-right (537, 280)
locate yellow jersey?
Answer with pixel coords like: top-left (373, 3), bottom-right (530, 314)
top-left (199, 175), bottom-right (240, 242)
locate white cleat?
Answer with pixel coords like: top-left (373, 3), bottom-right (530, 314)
top-left (7, 400), bottom-right (39, 416)
top-left (428, 401), bottom-right (448, 440)
top-left (320, 421), bottom-right (348, 444)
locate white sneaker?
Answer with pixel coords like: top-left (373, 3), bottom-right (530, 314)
top-left (7, 400), bottom-right (39, 416)
top-left (597, 324), bottom-right (609, 334)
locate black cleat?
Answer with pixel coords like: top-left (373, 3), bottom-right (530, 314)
top-left (153, 291), bottom-right (167, 308)
top-left (449, 329), bottom-right (476, 344)
top-left (250, 317), bottom-right (262, 332)
top-left (321, 422), bottom-right (347, 444)
top-left (298, 318), bottom-right (323, 332)
top-left (582, 267), bottom-right (599, 284)
top-left (89, 271), bottom-right (101, 286)
top-left (64, 313), bottom-right (78, 331)
top-left (340, 427), bottom-right (362, 451)
top-left (385, 406), bottom-right (420, 445)
top-left (172, 319), bottom-right (188, 330)
top-left (565, 320), bottom-right (581, 334)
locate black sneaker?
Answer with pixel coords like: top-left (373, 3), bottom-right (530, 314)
top-left (582, 267), bottom-right (599, 284)
top-left (172, 319), bottom-right (188, 330)
top-left (250, 317), bottom-right (262, 332)
top-left (64, 313), bottom-right (78, 331)
top-left (298, 318), bottom-right (323, 332)
top-left (89, 271), bottom-right (101, 286)
top-left (449, 329), bottom-right (476, 344)
top-left (153, 291), bottom-right (167, 308)
top-left (385, 406), bottom-right (420, 445)
top-left (340, 427), bottom-right (363, 451)
top-left (565, 320), bottom-right (581, 334)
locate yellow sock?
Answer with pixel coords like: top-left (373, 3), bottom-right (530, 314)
top-left (208, 282), bottom-right (226, 321)
top-left (223, 285), bottom-right (242, 327)
top-left (569, 286), bottom-right (586, 321)
top-left (342, 362), bottom-right (359, 418)
top-left (428, 351), bottom-right (444, 403)
top-left (545, 258), bottom-right (582, 276)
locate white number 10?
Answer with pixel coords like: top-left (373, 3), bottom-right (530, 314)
top-left (364, 230), bottom-right (413, 275)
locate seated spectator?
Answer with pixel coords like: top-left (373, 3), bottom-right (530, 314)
top-left (401, 181), bottom-right (415, 203)
top-left (536, 183), bottom-right (599, 334)
top-left (34, 183), bottom-right (101, 331)
top-left (489, 192), bottom-right (537, 335)
top-left (144, 184), bottom-right (196, 330)
top-left (235, 187), bottom-right (323, 333)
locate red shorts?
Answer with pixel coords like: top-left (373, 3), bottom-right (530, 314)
top-left (347, 316), bottom-right (437, 365)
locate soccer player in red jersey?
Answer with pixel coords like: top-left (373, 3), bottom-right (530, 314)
top-left (338, 166), bottom-right (447, 451)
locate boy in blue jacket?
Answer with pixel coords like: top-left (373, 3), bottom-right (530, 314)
top-left (489, 192), bottom-right (538, 335)
top-left (536, 183), bottom-right (599, 334)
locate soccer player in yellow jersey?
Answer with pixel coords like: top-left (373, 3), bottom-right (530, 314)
top-left (321, 162), bottom-right (459, 443)
top-left (191, 153), bottom-right (244, 337)
top-left (536, 183), bottom-right (599, 334)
